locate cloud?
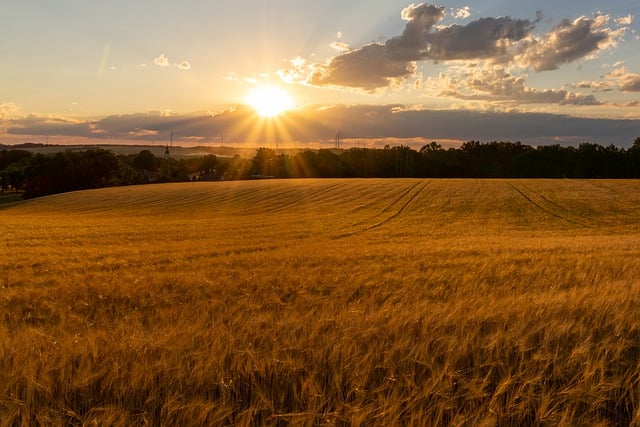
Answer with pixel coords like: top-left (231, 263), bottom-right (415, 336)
top-left (608, 67), bottom-right (640, 92)
top-left (5, 105), bottom-right (640, 147)
top-left (577, 67), bottom-right (640, 92)
top-left (330, 41), bottom-right (351, 52)
top-left (452, 7), bottom-right (471, 20)
top-left (308, 43), bottom-right (419, 91)
top-left (6, 115), bottom-right (96, 137)
top-left (308, 4), bottom-right (445, 90)
top-left (424, 15), bottom-right (537, 62)
top-left (435, 66), bottom-right (602, 105)
top-left (516, 14), bottom-right (625, 71)
top-left (154, 54), bottom-right (191, 70)
top-left (154, 54), bottom-right (170, 67)
top-left (560, 92), bottom-right (602, 106)
top-left (277, 57), bottom-right (308, 84)
top-left (308, 4), bottom-right (538, 91)
top-left (615, 15), bottom-right (633, 26)
top-left (0, 102), bottom-right (21, 121)
top-left (573, 80), bottom-right (615, 92)
top-left (307, 4), bottom-right (631, 94)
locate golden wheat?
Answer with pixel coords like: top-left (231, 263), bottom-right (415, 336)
top-left (1, 179), bottom-right (640, 425)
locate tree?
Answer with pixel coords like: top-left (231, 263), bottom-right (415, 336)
top-left (2, 158), bottom-right (31, 192)
top-left (0, 150), bottom-right (32, 170)
top-left (251, 147), bottom-right (277, 177)
top-left (224, 155), bottom-right (252, 180)
top-left (628, 137), bottom-right (640, 177)
top-left (22, 149), bottom-right (119, 199)
top-left (420, 141), bottom-right (443, 154)
top-left (133, 149), bottom-right (158, 171)
top-left (199, 155), bottom-right (218, 174)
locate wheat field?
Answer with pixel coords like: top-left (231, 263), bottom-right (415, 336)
top-left (2, 179), bottom-right (640, 425)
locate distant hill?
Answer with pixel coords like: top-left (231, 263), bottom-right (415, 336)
top-left (0, 143), bottom-right (260, 158)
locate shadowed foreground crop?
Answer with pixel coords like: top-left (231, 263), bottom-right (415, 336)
top-left (2, 179), bottom-right (640, 425)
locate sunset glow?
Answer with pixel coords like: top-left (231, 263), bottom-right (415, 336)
top-left (245, 86), bottom-right (294, 118)
top-left (1, 2), bottom-right (639, 147)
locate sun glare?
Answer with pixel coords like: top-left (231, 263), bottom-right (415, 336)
top-left (245, 85), bottom-right (294, 117)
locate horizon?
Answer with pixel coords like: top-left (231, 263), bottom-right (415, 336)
top-left (2, 1), bottom-right (639, 147)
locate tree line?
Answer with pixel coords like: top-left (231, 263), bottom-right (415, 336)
top-left (1, 138), bottom-right (640, 199)
top-left (0, 149), bottom-right (219, 199)
top-left (232, 138), bottom-right (640, 180)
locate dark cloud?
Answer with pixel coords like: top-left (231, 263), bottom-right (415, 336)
top-left (6, 116), bottom-right (96, 137)
top-left (309, 3), bottom-right (538, 91)
top-left (309, 5), bottom-right (626, 93)
top-left (308, 44), bottom-right (418, 91)
top-left (5, 106), bottom-right (639, 147)
top-left (425, 16), bottom-right (536, 61)
top-left (516, 16), bottom-right (623, 71)
top-left (622, 79), bottom-right (640, 92)
top-left (309, 4), bottom-right (445, 91)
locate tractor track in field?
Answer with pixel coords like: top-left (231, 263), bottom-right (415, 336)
top-left (344, 181), bottom-right (423, 230)
top-left (333, 180), bottom-right (429, 239)
top-left (366, 181), bottom-right (430, 231)
top-left (508, 183), bottom-right (593, 228)
top-left (528, 188), bottom-right (607, 226)
top-left (380, 181), bottom-right (424, 214)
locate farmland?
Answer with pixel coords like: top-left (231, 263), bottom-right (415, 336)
top-left (2, 179), bottom-right (640, 425)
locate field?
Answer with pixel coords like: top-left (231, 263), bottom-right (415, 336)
top-left (2, 179), bottom-right (640, 425)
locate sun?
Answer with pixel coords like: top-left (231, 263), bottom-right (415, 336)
top-left (245, 85), bottom-right (294, 117)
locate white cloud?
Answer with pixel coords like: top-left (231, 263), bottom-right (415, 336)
top-left (0, 102), bottom-right (21, 120)
top-left (452, 6), bottom-right (471, 20)
top-left (290, 56), bottom-right (306, 69)
top-left (154, 54), bottom-right (170, 67)
top-left (153, 54), bottom-right (191, 70)
top-left (330, 41), bottom-right (351, 52)
top-left (615, 15), bottom-right (633, 26)
top-left (277, 56), bottom-right (308, 84)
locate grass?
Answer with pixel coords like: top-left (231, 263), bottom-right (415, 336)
top-left (2, 179), bottom-right (640, 425)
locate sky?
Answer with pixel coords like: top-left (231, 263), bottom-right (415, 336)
top-left (1, 0), bottom-right (640, 148)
